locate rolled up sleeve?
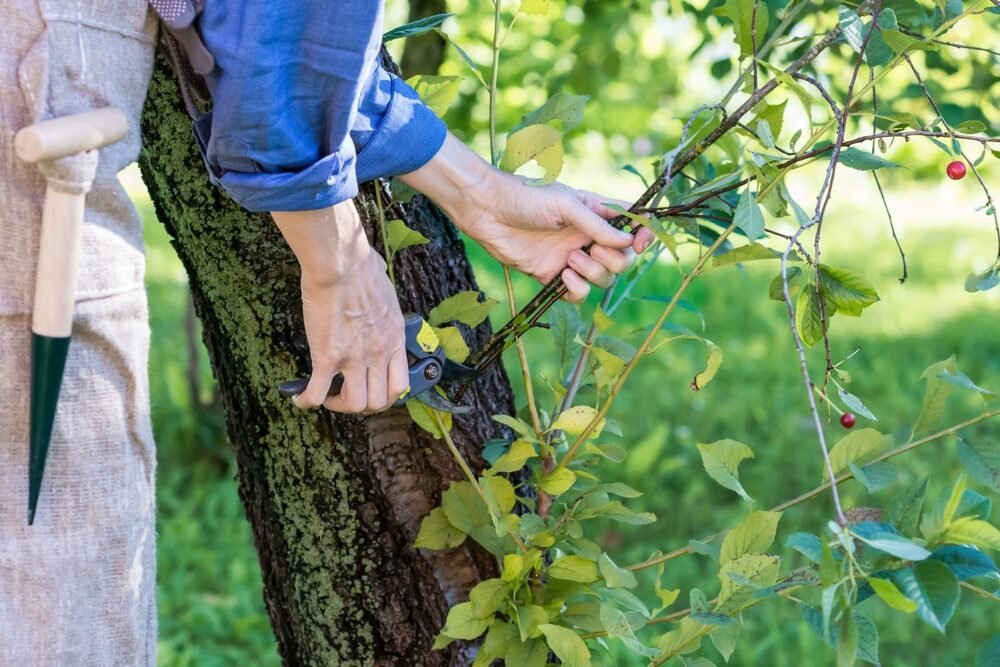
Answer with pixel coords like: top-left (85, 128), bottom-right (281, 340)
top-left (351, 64), bottom-right (447, 184)
top-left (195, 2), bottom-right (382, 212)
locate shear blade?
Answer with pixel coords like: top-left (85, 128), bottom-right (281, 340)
top-left (441, 360), bottom-right (480, 385)
top-left (415, 388), bottom-right (472, 415)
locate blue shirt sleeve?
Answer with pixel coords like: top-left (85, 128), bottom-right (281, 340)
top-left (193, 1), bottom-right (446, 213)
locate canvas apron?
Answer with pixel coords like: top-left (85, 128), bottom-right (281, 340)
top-left (0, 1), bottom-right (158, 664)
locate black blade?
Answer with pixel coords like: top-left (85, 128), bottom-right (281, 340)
top-left (415, 389), bottom-right (473, 415)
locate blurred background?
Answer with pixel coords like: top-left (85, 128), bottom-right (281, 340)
top-left (132, 0), bottom-right (999, 664)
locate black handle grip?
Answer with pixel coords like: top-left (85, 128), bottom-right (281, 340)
top-left (278, 373), bottom-right (345, 399)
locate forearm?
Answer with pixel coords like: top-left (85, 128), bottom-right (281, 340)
top-left (398, 133), bottom-right (502, 234)
top-left (271, 201), bottom-right (373, 287)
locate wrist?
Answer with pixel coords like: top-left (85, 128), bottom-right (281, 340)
top-left (272, 201), bottom-right (372, 287)
top-left (399, 133), bottom-right (500, 231)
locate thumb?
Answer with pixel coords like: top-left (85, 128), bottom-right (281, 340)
top-left (560, 195), bottom-right (634, 249)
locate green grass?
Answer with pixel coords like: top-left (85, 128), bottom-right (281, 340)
top-left (131, 158), bottom-right (999, 666)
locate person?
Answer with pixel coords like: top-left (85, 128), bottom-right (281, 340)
top-left (0, 1), bottom-right (651, 664)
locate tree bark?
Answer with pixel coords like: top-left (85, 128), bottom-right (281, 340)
top-left (400, 0), bottom-right (448, 77)
top-left (138, 50), bottom-right (513, 666)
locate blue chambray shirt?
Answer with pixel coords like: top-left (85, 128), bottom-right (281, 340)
top-left (193, 1), bottom-right (447, 213)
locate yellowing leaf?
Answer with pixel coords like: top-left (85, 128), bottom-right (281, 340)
top-left (385, 218), bottom-right (429, 253)
top-left (551, 405), bottom-right (604, 437)
top-left (692, 341), bottom-right (723, 391)
top-left (500, 123), bottom-right (564, 183)
top-left (439, 601), bottom-right (491, 640)
top-left (406, 74), bottom-right (463, 116)
top-left (912, 356), bottom-right (958, 436)
top-left (828, 428), bottom-right (893, 477)
top-left (598, 552), bottom-right (637, 589)
top-left (592, 346), bottom-right (626, 390)
top-left (868, 577), bottom-right (917, 613)
top-left (492, 439), bottom-right (537, 473)
top-left (539, 467), bottom-right (576, 495)
top-left (520, 0), bottom-right (551, 16)
top-left (548, 555), bottom-right (598, 582)
top-left (697, 439), bottom-right (756, 501)
top-left (943, 517), bottom-right (1000, 551)
top-left (429, 291), bottom-right (499, 327)
top-left (415, 507), bottom-right (466, 550)
top-left (539, 624), bottom-right (592, 667)
top-left (716, 553), bottom-right (781, 614)
top-left (416, 319), bottom-right (440, 353)
top-left (406, 399), bottom-right (451, 438)
top-left (470, 578), bottom-right (511, 618)
top-left (503, 554), bottom-right (526, 582)
top-left (593, 306), bottom-right (614, 332)
top-left (484, 475), bottom-right (517, 515)
top-left (719, 510), bottom-right (783, 564)
top-left (434, 326), bottom-right (469, 363)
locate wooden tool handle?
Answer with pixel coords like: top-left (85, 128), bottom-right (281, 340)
top-left (15, 107), bottom-right (127, 163)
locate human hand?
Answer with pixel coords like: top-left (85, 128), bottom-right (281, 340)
top-left (272, 203), bottom-right (409, 414)
top-left (459, 174), bottom-right (654, 302)
top-left (400, 134), bottom-right (654, 302)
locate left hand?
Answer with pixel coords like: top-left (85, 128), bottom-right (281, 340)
top-left (460, 173), bottom-right (654, 302)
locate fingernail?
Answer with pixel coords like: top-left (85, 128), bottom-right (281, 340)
top-left (640, 239), bottom-right (652, 253)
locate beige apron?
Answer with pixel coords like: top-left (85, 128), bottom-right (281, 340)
top-left (0, 1), bottom-right (158, 664)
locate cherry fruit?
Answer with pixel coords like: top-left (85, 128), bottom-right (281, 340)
top-left (840, 412), bottom-right (857, 429)
top-left (946, 161), bottom-right (967, 181)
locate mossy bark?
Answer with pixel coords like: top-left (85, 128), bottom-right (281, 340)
top-left (138, 51), bottom-right (513, 666)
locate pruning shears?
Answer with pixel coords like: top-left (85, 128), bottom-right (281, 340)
top-left (279, 313), bottom-right (478, 413)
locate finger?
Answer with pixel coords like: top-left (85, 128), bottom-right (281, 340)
top-left (633, 226), bottom-right (654, 254)
top-left (365, 365), bottom-right (391, 413)
top-left (387, 347), bottom-right (410, 402)
top-left (567, 249), bottom-right (616, 288)
top-left (561, 268), bottom-right (591, 303)
top-left (579, 192), bottom-right (632, 220)
top-left (589, 245), bottom-right (633, 275)
top-left (324, 366), bottom-right (368, 414)
top-left (293, 365), bottom-right (340, 409)
top-left (560, 196), bottom-right (634, 249)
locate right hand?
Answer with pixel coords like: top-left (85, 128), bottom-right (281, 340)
top-left (295, 249), bottom-right (409, 413)
top-left (271, 202), bottom-right (409, 414)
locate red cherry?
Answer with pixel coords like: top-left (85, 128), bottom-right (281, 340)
top-left (946, 161), bottom-right (967, 180)
top-left (840, 412), bottom-right (857, 429)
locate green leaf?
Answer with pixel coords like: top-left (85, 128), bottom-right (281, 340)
top-left (881, 28), bottom-right (938, 53)
top-left (795, 287), bottom-right (826, 347)
top-left (434, 326), bottom-right (469, 363)
top-left (838, 388), bottom-right (877, 421)
top-left (415, 507), bottom-right (466, 550)
top-left (912, 356), bottom-right (958, 435)
top-left (977, 634), bottom-right (1000, 667)
top-left (786, 532), bottom-right (825, 563)
top-left (506, 638), bottom-right (548, 667)
top-left (891, 560), bottom-right (959, 632)
top-left (938, 370), bottom-right (997, 399)
top-left (958, 439), bottom-right (1000, 492)
top-left (929, 545), bottom-right (997, 581)
top-left (852, 523), bottom-right (932, 561)
top-left (385, 219), bottom-right (429, 253)
top-left (599, 552), bottom-right (638, 589)
top-left (697, 439), bottom-right (756, 502)
top-left (943, 517), bottom-right (1000, 551)
top-left (439, 601), bottom-right (492, 640)
top-left (406, 74), bottom-right (462, 116)
top-left (470, 578), bottom-right (511, 618)
top-left (965, 265), bottom-right (1000, 293)
top-left (539, 624), bottom-right (592, 667)
top-left (551, 406), bottom-right (604, 436)
top-left (828, 428), bottom-right (893, 477)
top-left (710, 615), bottom-right (742, 663)
top-left (956, 120), bottom-right (988, 134)
top-left (549, 555), bottom-right (599, 583)
top-left (802, 606), bottom-right (880, 665)
top-left (818, 264), bottom-right (880, 316)
top-left (492, 414), bottom-right (535, 438)
top-left (599, 605), bottom-right (658, 657)
top-left (511, 93), bottom-right (589, 134)
top-left (406, 400), bottom-right (451, 439)
top-left (886, 477), bottom-right (928, 535)
top-left (714, 0), bottom-right (770, 57)
top-left (837, 612), bottom-right (858, 667)
top-left (869, 576), bottom-right (918, 613)
top-left (481, 620), bottom-right (518, 660)
top-left (492, 439), bottom-right (537, 473)
top-left (713, 243), bottom-right (783, 268)
top-left (849, 461), bottom-right (897, 494)
top-left (837, 146), bottom-right (903, 171)
top-left (716, 553), bottom-right (781, 614)
top-left (839, 5), bottom-right (867, 53)
top-left (769, 266), bottom-right (806, 302)
top-left (719, 511), bottom-right (783, 564)
top-left (500, 123), bottom-right (564, 183)
top-left (383, 12), bottom-right (454, 41)
top-left (520, 0), bottom-right (550, 16)
top-left (428, 291), bottom-right (498, 327)
top-left (734, 189), bottom-right (766, 241)
top-left (484, 476), bottom-right (517, 515)
top-left (539, 468), bottom-right (577, 496)
top-left (691, 341), bottom-right (723, 391)
top-left (516, 604), bottom-right (550, 641)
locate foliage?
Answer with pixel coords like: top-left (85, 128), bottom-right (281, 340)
top-left (388, 0), bottom-right (1000, 665)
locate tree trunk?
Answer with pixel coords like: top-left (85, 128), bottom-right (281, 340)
top-left (138, 50), bottom-right (514, 666)
top-left (400, 0), bottom-right (448, 77)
